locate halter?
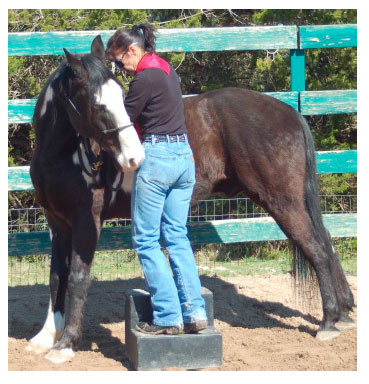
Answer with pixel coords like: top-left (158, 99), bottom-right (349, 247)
top-left (66, 96), bottom-right (132, 135)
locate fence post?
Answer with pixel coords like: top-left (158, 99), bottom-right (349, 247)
top-left (290, 48), bottom-right (306, 111)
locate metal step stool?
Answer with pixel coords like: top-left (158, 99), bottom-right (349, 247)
top-left (125, 286), bottom-right (222, 370)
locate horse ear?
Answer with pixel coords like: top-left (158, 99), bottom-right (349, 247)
top-left (91, 35), bottom-right (105, 60)
top-left (63, 48), bottom-right (86, 79)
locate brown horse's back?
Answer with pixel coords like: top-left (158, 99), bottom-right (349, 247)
top-left (184, 88), bottom-right (306, 207)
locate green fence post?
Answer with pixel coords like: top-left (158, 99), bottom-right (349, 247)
top-left (290, 49), bottom-right (306, 92)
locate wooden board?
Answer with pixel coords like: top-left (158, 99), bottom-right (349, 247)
top-left (8, 92), bottom-right (299, 124)
top-left (7, 149), bottom-right (357, 192)
top-left (8, 26), bottom-right (298, 56)
top-left (300, 90), bottom-right (357, 115)
top-left (9, 89), bottom-right (358, 125)
top-left (8, 99), bottom-right (36, 124)
top-left (315, 150), bottom-right (357, 174)
top-left (299, 24), bottom-right (357, 49)
top-left (8, 213), bottom-right (357, 257)
top-left (7, 166), bottom-right (33, 191)
top-left (264, 92), bottom-right (299, 110)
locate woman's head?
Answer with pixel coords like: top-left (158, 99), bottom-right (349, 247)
top-left (106, 24), bottom-right (156, 73)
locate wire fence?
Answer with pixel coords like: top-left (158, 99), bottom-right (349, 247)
top-left (8, 195), bottom-right (357, 233)
top-left (8, 195), bottom-right (357, 286)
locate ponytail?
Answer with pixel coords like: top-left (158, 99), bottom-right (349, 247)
top-left (132, 24), bottom-right (156, 52)
top-left (106, 23), bottom-right (156, 59)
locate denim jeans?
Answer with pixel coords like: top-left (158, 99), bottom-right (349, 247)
top-left (131, 135), bottom-right (207, 326)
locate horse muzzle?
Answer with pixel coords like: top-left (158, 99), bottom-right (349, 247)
top-left (116, 151), bottom-right (145, 173)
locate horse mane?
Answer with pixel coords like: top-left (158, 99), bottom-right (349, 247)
top-left (34, 54), bottom-right (120, 123)
top-left (80, 54), bottom-right (119, 96)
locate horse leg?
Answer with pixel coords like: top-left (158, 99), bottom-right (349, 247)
top-left (265, 204), bottom-right (350, 341)
top-left (44, 207), bottom-right (101, 364)
top-left (326, 234), bottom-right (355, 330)
top-left (26, 212), bottom-right (71, 354)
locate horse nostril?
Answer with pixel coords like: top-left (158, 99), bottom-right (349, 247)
top-left (129, 158), bottom-right (137, 168)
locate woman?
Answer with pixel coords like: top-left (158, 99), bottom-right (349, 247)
top-left (106, 24), bottom-right (207, 335)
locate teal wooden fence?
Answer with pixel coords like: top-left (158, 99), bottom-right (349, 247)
top-left (8, 24), bottom-right (357, 256)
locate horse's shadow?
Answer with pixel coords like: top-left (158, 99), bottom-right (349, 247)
top-left (8, 275), bottom-right (320, 369)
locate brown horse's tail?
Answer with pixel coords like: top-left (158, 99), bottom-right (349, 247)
top-left (292, 114), bottom-right (332, 289)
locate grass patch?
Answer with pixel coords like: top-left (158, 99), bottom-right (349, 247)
top-left (8, 238), bottom-right (356, 286)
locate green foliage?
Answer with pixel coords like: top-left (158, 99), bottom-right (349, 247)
top-left (252, 9), bottom-right (357, 25)
top-left (319, 174), bottom-right (357, 196)
top-left (8, 148), bottom-right (16, 167)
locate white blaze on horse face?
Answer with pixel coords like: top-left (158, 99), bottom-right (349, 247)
top-left (95, 79), bottom-right (145, 171)
top-left (40, 85), bottom-right (54, 117)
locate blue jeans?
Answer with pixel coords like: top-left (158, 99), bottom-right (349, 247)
top-left (131, 135), bottom-right (207, 327)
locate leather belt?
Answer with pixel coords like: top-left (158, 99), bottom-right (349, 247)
top-left (142, 133), bottom-right (187, 143)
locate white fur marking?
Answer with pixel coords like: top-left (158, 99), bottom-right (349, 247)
top-left (109, 170), bottom-right (134, 206)
top-left (95, 79), bottom-right (145, 171)
top-left (110, 172), bottom-right (121, 206)
top-left (95, 79), bottom-right (131, 127)
top-left (72, 143), bottom-right (94, 186)
top-left (45, 348), bottom-right (75, 364)
top-left (40, 86), bottom-right (53, 117)
top-left (26, 299), bottom-right (64, 354)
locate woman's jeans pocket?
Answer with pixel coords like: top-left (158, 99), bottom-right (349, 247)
top-left (140, 141), bottom-right (196, 187)
top-left (147, 153), bottom-right (177, 186)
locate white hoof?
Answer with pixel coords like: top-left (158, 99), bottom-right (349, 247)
top-left (26, 341), bottom-right (52, 354)
top-left (44, 348), bottom-right (75, 364)
top-left (316, 329), bottom-right (341, 342)
top-left (335, 320), bottom-right (356, 331)
top-left (26, 301), bottom-right (65, 354)
top-left (25, 331), bottom-right (55, 354)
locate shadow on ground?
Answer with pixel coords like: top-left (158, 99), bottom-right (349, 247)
top-left (8, 275), bottom-right (320, 369)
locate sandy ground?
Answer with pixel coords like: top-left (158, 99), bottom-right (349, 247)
top-left (8, 273), bottom-right (357, 371)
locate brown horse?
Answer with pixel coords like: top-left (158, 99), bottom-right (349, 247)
top-left (27, 35), bottom-right (355, 363)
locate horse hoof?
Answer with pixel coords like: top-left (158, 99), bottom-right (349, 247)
top-left (25, 342), bottom-right (51, 354)
top-left (44, 348), bottom-right (75, 364)
top-left (26, 332), bottom-right (55, 354)
top-left (335, 320), bottom-right (356, 331)
top-left (316, 329), bottom-right (341, 342)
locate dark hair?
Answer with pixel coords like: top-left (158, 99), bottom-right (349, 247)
top-left (106, 23), bottom-right (156, 59)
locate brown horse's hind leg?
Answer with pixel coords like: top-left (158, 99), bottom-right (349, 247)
top-left (268, 204), bottom-right (346, 340)
top-left (326, 236), bottom-right (355, 330)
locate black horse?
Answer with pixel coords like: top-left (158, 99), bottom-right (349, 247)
top-left (27, 36), bottom-right (355, 363)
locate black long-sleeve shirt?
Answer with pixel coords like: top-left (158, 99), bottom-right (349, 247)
top-left (124, 66), bottom-right (187, 136)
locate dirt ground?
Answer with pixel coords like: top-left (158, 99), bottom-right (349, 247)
top-left (8, 273), bottom-right (357, 371)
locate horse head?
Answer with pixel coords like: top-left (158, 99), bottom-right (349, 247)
top-left (63, 35), bottom-right (145, 172)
